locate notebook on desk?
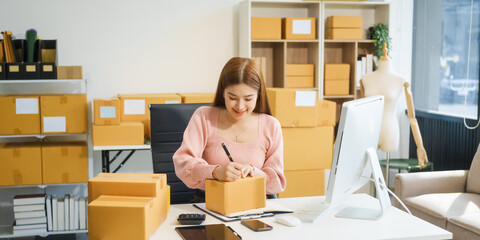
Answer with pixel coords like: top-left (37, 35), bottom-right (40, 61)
top-left (193, 202), bottom-right (293, 222)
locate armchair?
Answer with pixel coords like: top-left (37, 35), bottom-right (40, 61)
top-left (394, 143), bottom-right (480, 240)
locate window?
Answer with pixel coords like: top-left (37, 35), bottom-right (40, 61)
top-left (412, 0), bottom-right (479, 120)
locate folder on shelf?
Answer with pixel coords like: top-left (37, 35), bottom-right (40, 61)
top-left (2, 31), bottom-right (16, 63)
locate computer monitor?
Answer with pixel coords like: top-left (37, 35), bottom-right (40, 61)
top-left (325, 95), bottom-right (391, 220)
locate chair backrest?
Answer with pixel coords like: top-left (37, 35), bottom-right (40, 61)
top-left (466, 143), bottom-right (480, 194)
top-left (149, 103), bottom-right (209, 204)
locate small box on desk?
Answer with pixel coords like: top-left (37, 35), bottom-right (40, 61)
top-left (92, 122), bottom-right (144, 146)
top-left (57, 66), bottom-right (83, 79)
top-left (205, 176), bottom-right (266, 215)
top-left (88, 195), bottom-right (164, 240)
top-left (0, 96), bottom-right (41, 135)
top-left (266, 88), bottom-right (317, 127)
top-left (88, 173), bottom-right (167, 203)
top-left (41, 142), bottom-right (88, 184)
top-left (251, 17), bottom-right (282, 40)
top-left (94, 98), bottom-right (121, 125)
top-left (283, 17), bottom-right (316, 40)
top-left (0, 143), bottom-right (43, 186)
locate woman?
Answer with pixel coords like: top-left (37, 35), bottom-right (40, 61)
top-left (173, 57), bottom-right (286, 202)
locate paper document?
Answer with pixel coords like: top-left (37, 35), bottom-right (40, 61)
top-left (194, 201), bottom-right (293, 222)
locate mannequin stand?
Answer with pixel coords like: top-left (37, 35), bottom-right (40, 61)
top-left (385, 152), bottom-right (390, 188)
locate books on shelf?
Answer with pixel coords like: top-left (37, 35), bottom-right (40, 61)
top-left (13, 204), bottom-right (45, 212)
top-left (357, 53), bottom-right (376, 87)
top-left (57, 199), bottom-right (65, 231)
top-left (12, 227), bottom-right (47, 235)
top-left (13, 223), bottom-right (47, 230)
top-left (13, 193), bottom-right (46, 205)
top-left (16, 217), bottom-right (47, 225)
top-left (14, 210), bottom-right (45, 219)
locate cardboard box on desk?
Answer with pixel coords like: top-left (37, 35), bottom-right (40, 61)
top-left (40, 95), bottom-right (87, 134)
top-left (205, 176), bottom-right (266, 215)
top-left (0, 96), bottom-right (41, 135)
top-left (178, 93), bottom-right (215, 103)
top-left (94, 98), bottom-right (121, 125)
top-left (92, 122), bottom-right (144, 146)
top-left (88, 195), bottom-right (165, 240)
top-left (88, 173), bottom-right (167, 203)
top-left (278, 170), bottom-right (325, 198)
top-left (283, 126), bottom-right (334, 171)
top-left (0, 143), bottom-right (42, 186)
top-left (251, 17), bottom-right (282, 40)
top-left (266, 88), bottom-right (317, 127)
top-left (41, 142), bottom-right (88, 184)
top-left (283, 17), bottom-right (316, 40)
top-left (57, 66), bottom-right (82, 79)
top-left (316, 99), bottom-right (336, 126)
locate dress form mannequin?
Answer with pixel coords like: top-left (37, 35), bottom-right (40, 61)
top-left (360, 43), bottom-right (429, 184)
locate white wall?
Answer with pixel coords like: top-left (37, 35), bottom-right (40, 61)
top-left (0, 0), bottom-right (414, 177)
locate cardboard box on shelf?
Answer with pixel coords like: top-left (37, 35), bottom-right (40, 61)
top-left (251, 17), bottom-right (282, 40)
top-left (316, 100), bottom-right (336, 126)
top-left (286, 64), bottom-right (315, 88)
top-left (325, 79), bottom-right (350, 95)
top-left (178, 93), bottom-right (215, 104)
top-left (326, 16), bottom-right (363, 29)
top-left (89, 173), bottom-right (167, 203)
top-left (205, 176), bottom-right (266, 215)
top-left (283, 17), bottom-right (316, 40)
top-left (286, 76), bottom-right (315, 88)
top-left (0, 143), bottom-right (42, 186)
top-left (278, 169), bottom-right (325, 198)
top-left (266, 88), bottom-right (317, 127)
top-left (324, 63), bottom-right (350, 80)
top-left (325, 28), bottom-right (362, 40)
top-left (283, 126), bottom-right (334, 171)
top-left (94, 98), bottom-right (121, 125)
top-left (88, 195), bottom-right (166, 240)
top-left (40, 95), bottom-right (87, 134)
top-left (92, 122), bottom-right (144, 146)
top-left (41, 142), bottom-right (88, 184)
top-left (0, 96), bottom-right (41, 135)
top-left (57, 66), bottom-right (83, 79)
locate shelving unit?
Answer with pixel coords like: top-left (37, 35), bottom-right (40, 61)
top-left (0, 78), bottom-right (89, 238)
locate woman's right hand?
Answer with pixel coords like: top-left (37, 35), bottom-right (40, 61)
top-left (212, 162), bottom-right (253, 182)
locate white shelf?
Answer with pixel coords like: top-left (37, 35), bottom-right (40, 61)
top-left (0, 182), bottom-right (87, 190)
top-left (0, 79), bottom-right (84, 84)
top-left (0, 133), bottom-right (88, 139)
top-left (0, 225), bottom-right (87, 238)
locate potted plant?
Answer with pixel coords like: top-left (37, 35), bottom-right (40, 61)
top-left (368, 23), bottom-right (391, 58)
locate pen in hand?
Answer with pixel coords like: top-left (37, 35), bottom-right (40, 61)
top-left (221, 143), bottom-right (234, 162)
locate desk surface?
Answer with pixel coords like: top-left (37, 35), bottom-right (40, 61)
top-left (150, 194), bottom-right (451, 240)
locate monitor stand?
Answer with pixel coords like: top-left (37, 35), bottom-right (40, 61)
top-left (335, 147), bottom-right (392, 220)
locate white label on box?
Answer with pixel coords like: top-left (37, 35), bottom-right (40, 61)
top-left (100, 106), bottom-right (116, 118)
top-left (295, 91), bottom-right (316, 107)
top-left (292, 20), bottom-right (311, 34)
top-left (16, 98), bottom-right (39, 114)
top-left (124, 99), bottom-right (145, 115)
top-left (165, 100), bottom-right (181, 104)
top-left (43, 116), bottom-right (66, 132)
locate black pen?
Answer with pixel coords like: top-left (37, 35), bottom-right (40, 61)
top-left (221, 143), bottom-right (234, 162)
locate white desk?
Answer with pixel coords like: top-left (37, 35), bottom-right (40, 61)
top-left (93, 144), bottom-right (151, 173)
top-left (150, 194), bottom-right (451, 240)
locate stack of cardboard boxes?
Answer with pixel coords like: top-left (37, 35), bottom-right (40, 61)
top-left (0, 95), bottom-right (88, 186)
top-left (266, 88), bottom-right (336, 198)
top-left (324, 63), bottom-right (351, 96)
top-left (325, 16), bottom-right (363, 40)
top-left (88, 173), bottom-right (169, 240)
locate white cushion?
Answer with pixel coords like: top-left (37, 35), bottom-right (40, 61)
top-left (404, 192), bottom-right (480, 219)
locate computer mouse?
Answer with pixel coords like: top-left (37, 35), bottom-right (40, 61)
top-left (275, 215), bottom-right (301, 227)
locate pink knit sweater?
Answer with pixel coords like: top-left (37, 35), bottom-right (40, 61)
top-left (173, 106), bottom-right (286, 194)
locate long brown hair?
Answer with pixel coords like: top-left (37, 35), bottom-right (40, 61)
top-left (212, 57), bottom-right (271, 115)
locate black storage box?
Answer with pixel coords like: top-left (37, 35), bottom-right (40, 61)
top-left (23, 39), bottom-right (40, 79)
top-left (6, 39), bottom-right (24, 80)
top-left (0, 63), bottom-right (6, 80)
top-left (39, 39), bottom-right (57, 79)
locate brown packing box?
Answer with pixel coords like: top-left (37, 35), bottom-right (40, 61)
top-left (40, 95), bottom-right (87, 134)
top-left (283, 17), bottom-right (316, 40)
top-left (316, 100), bottom-right (336, 126)
top-left (283, 126), bottom-right (334, 171)
top-left (178, 93), bottom-right (215, 103)
top-left (286, 76), bottom-right (315, 88)
top-left (325, 79), bottom-right (350, 95)
top-left (251, 17), bottom-right (282, 40)
top-left (118, 94), bottom-right (181, 136)
top-left (0, 96), bottom-right (41, 135)
top-left (324, 63), bottom-right (350, 80)
top-left (41, 142), bottom-right (88, 184)
top-left (266, 88), bottom-right (317, 127)
top-left (88, 195), bottom-right (167, 240)
top-left (286, 64), bottom-right (315, 88)
top-left (278, 170), bottom-right (325, 198)
top-left (94, 98), bottom-right (121, 125)
top-left (286, 64), bottom-right (314, 76)
top-left (88, 173), bottom-right (167, 203)
top-left (326, 16), bottom-right (363, 29)
top-left (57, 66), bottom-right (83, 79)
top-left (92, 122), bottom-right (144, 146)
top-left (0, 143), bottom-right (42, 186)
top-left (205, 176), bottom-right (266, 215)
top-left (326, 28), bottom-right (362, 40)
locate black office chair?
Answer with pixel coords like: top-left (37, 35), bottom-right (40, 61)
top-left (149, 103), bottom-right (209, 204)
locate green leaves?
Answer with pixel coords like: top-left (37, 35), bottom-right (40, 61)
top-left (368, 23), bottom-right (392, 58)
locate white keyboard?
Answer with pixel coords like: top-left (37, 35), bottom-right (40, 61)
top-left (293, 199), bottom-right (331, 223)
